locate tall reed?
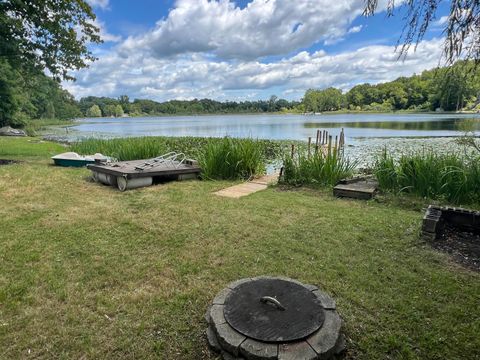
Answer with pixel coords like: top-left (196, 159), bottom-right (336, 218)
top-left (374, 149), bottom-right (480, 204)
top-left (199, 137), bottom-right (266, 180)
top-left (71, 136), bottom-right (292, 162)
top-left (280, 148), bottom-right (356, 186)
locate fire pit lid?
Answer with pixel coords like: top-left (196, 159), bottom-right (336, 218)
top-left (223, 278), bottom-right (325, 342)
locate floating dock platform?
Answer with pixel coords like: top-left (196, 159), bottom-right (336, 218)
top-left (88, 154), bottom-right (201, 191)
top-left (333, 177), bottom-right (378, 200)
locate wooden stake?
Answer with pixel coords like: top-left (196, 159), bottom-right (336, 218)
top-left (290, 144), bottom-right (295, 158)
top-left (308, 137), bottom-right (312, 158)
top-left (335, 136), bottom-right (338, 154)
top-left (315, 130), bottom-right (320, 148)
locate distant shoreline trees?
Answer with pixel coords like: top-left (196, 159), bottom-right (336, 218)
top-left (302, 61), bottom-right (480, 113)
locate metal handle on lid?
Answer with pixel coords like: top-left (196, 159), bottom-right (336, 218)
top-left (260, 296), bottom-right (286, 311)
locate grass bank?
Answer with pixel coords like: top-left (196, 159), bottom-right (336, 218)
top-left (0, 137), bottom-right (479, 359)
top-left (24, 118), bottom-right (74, 136)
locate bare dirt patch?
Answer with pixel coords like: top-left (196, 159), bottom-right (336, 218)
top-left (430, 225), bottom-right (480, 272)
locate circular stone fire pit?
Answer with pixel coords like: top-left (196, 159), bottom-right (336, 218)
top-left (205, 277), bottom-right (345, 360)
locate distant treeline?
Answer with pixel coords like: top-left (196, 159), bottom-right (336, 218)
top-left (80, 61), bottom-right (480, 118)
top-left (301, 60), bottom-right (480, 113)
top-left (79, 95), bottom-right (300, 118)
top-left (1, 60), bottom-right (479, 127)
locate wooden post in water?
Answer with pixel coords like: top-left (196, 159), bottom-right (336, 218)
top-left (315, 130), bottom-right (320, 153)
top-left (308, 137), bottom-right (312, 158)
top-left (328, 135), bottom-right (332, 156)
top-left (335, 136), bottom-right (338, 155)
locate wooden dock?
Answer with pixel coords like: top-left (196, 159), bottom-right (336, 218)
top-left (88, 158), bottom-right (201, 191)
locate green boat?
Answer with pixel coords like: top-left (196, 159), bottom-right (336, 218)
top-left (52, 152), bottom-right (107, 167)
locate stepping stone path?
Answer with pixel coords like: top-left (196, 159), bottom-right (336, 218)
top-left (214, 174), bottom-right (278, 198)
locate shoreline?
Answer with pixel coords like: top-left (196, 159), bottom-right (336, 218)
top-left (67, 109), bottom-right (480, 120)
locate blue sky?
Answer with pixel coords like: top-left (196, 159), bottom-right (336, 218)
top-left (66, 0), bottom-right (451, 102)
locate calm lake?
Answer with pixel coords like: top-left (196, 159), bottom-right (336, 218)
top-left (68, 113), bottom-right (480, 143)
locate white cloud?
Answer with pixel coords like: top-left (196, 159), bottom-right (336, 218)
top-left (65, 0), bottom-right (443, 102)
top-left (86, 0), bottom-right (109, 9)
top-left (348, 25), bottom-right (363, 34)
top-left (117, 0), bottom-right (389, 60)
top-left (65, 38), bottom-right (444, 101)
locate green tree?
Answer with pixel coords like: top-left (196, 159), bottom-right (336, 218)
top-left (114, 105), bottom-right (124, 117)
top-left (0, 60), bottom-right (20, 126)
top-left (86, 104), bottom-right (102, 117)
top-left (104, 104), bottom-right (117, 117)
top-left (1, 0), bottom-right (101, 80)
top-left (268, 95), bottom-right (278, 112)
top-left (43, 102), bottom-right (56, 119)
top-left (0, 0), bottom-right (101, 126)
top-left (303, 89), bottom-right (319, 112)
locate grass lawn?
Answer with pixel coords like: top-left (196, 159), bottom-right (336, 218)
top-left (0, 137), bottom-right (479, 359)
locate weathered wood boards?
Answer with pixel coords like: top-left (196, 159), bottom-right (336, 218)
top-left (214, 174), bottom-right (278, 198)
top-left (88, 158), bottom-right (201, 191)
top-left (333, 177), bottom-right (378, 200)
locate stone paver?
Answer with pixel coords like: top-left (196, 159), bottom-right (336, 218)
top-left (306, 311), bottom-right (342, 357)
top-left (278, 341), bottom-right (317, 360)
top-left (240, 338), bottom-right (278, 360)
top-left (215, 323), bottom-right (247, 356)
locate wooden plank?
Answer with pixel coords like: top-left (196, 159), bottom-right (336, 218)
top-left (88, 160), bottom-right (201, 179)
top-left (333, 183), bottom-right (377, 200)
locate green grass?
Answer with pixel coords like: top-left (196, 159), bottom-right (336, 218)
top-left (374, 149), bottom-right (480, 205)
top-left (0, 137), bottom-right (65, 159)
top-left (280, 148), bottom-right (357, 186)
top-left (0, 138), bottom-right (479, 359)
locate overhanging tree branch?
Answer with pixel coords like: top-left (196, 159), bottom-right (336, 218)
top-left (364, 0), bottom-right (480, 64)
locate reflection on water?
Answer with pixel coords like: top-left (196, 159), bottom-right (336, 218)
top-left (66, 113), bottom-right (480, 142)
top-left (304, 118), bottom-right (480, 131)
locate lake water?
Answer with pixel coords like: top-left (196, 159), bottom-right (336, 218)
top-left (67, 113), bottom-right (480, 144)
top-left (48, 113), bottom-right (480, 166)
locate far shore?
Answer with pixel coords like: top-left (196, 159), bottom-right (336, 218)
top-left (70, 109), bottom-right (480, 120)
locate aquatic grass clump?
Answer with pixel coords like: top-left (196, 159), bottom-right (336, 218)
top-left (71, 136), bottom-right (296, 162)
top-left (280, 149), bottom-right (357, 186)
top-left (374, 149), bottom-right (480, 204)
top-left (71, 137), bottom-right (168, 161)
top-left (199, 137), bottom-right (266, 180)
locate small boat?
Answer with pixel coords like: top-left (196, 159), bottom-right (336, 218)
top-left (52, 152), bottom-right (108, 167)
